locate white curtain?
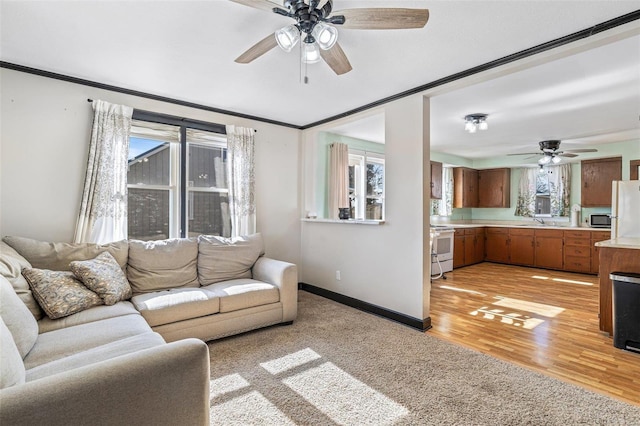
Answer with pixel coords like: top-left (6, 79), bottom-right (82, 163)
top-left (328, 142), bottom-right (349, 219)
top-left (515, 167), bottom-right (537, 217)
top-left (549, 164), bottom-right (571, 216)
top-left (432, 167), bottom-right (454, 216)
top-left (74, 100), bottom-right (133, 243)
top-left (226, 125), bottom-right (256, 237)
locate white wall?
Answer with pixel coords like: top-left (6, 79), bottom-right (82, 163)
top-left (0, 68), bottom-right (301, 265)
top-left (300, 95), bottom-right (430, 320)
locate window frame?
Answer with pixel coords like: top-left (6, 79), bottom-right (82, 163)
top-left (128, 109), bottom-right (226, 239)
top-left (348, 149), bottom-right (385, 221)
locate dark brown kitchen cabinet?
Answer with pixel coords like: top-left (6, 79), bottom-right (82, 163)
top-left (563, 230), bottom-right (591, 274)
top-left (430, 161), bottom-right (443, 199)
top-left (453, 167), bottom-right (478, 208)
top-left (534, 229), bottom-right (564, 270)
top-left (478, 168), bottom-right (511, 208)
top-left (453, 228), bottom-right (485, 269)
top-left (590, 231), bottom-right (610, 275)
top-left (581, 157), bottom-right (622, 207)
top-left (485, 227), bottom-right (509, 263)
top-left (453, 229), bottom-right (465, 268)
top-left (509, 228), bottom-right (535, 266)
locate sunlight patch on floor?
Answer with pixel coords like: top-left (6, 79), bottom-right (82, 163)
top-left (209, 373), bottom-right (250, 399)
top-left (470, 307), bottom-right (545, 330)
top-left (260, 347), bottom-right (321, 375)
top-left (439, 285), bottom-right (486, 296)
top-left (281, 362), bottom-right (409, 426)
top-left (532, 275), bottom-right (593, 286)
top-left (493, 297), bottom-right (565, 317)
top-left (210, 390), bottom-right (296, 426)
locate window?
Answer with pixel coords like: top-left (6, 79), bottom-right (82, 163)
top-left (348, 151), bottom-right (385, 220)
top-left (127, 114), bottom-right (228, 240)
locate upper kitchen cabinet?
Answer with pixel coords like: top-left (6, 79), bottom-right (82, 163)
top-left (430, 161), bottom-right (443, 199)
top-left (478, 168), bottom-right (511, 208)
top-left (453, 167), bottom-right (478, 208)
top-left (581, 157), bottom-right (622, 207)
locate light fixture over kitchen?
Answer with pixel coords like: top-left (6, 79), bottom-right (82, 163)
top-left (464, 114), bottom-right (488, 133)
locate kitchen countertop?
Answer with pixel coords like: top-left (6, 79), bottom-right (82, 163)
top-left (595, 238), bottom-right (640, 249)
top-left (431, 221), bottom-right (611, 231)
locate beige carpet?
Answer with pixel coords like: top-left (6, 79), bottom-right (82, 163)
top-left (207, 291), bottom-right (640, 425)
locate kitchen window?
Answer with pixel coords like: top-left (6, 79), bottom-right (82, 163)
top-left (127, 113), bottom-right (229, 240)
top-left (348, 151), bottom-right (385, 220)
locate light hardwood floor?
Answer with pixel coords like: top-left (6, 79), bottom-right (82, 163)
top-left (428, 262), bottom-right (640, 406)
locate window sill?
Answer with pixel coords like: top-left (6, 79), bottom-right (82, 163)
top-left (301, 218), bottom-right (385, 225)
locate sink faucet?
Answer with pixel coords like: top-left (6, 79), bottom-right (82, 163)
top-left (533, 217), bottom-right (545, 225)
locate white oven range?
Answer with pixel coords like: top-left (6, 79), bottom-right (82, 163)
top-left (430, 225), bottom-right (454, 275)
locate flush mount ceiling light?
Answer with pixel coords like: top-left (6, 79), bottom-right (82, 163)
top-left (464, 114), bottom-right (488, 133)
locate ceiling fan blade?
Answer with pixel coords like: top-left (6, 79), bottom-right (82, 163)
top-left (235, 33), bottom-right (278, 63)
top-left (335, 8), bottom-right (429, 30)
top-left (559, 153), bottom-right (579, 158)
top-left (320, 42), bottom-right (352, 75)
top-left (229, 0), bottom-right (283, 13)
top-left (564, 148), bottom-right (598, 153)
top-left (507, 152), bottom-right (540, 156)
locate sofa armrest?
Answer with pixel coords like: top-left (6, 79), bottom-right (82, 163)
top-left (0, 338), bottom-right (210, 426)
top-left (252, 257), bottom-right (298, 322)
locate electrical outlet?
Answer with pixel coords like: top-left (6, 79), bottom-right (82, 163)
top-left (336, 270), bottom-right (341, 281)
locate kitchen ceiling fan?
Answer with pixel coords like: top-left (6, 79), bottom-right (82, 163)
top-left (509, 140), bottom-right (598, 164)
top-left (231, 0), bottom-right (429, 75)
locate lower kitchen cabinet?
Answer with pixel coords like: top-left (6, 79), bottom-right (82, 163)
top-left (534, 229), bottom-right (564, 270)
top-left (485, 228), bottom-right (509, 263)
top-left (563, 230), bottom-right (591, 273)
top-left (591, 231), bottom-right (611, 275)
top-left (453, 228), bottom-right (485, 268)
top-left (509, 228), bottom-right (535, 266)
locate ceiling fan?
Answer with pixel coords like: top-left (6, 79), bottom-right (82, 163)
top-left (509, 140), bottom-right (598, 164)
top-left (231, 0), bottom-right (429, 75)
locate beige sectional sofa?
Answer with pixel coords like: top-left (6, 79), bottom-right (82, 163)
top-left (0, 233), bottom-right (298, 425)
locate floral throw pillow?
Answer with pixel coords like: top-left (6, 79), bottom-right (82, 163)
top-left (22, 269), bottom-right (103, 319)
top-left (70, 252), bottom-right (132, 306)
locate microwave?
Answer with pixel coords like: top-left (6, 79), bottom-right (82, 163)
top-left (589, 214), bottom-right (611, 228)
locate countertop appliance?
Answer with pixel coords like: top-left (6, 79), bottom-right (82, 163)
top-left (589, 214), bottom-right (611, 228)
top-left (611, 180), bottom-right (640, 238)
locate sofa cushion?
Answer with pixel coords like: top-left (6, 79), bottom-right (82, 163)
top-left (0, 276), bottom-right (38, 358)
top-left (26, 332), bottom-right (166, 382)
top-left (203, 278), bottom-right (279, 313)
top-left (0, 317), bottom-right (25, 389)
top-left (131, 288), bottom-right (220, 327)
top-left (24, 313), bottom-right (152, 369)
top-left (22, 269), bottom-right (103, 319)
top-left (38, 301), bottom-right (139, 334)
top-left (127, 238), bottom-right (199, 294)
top-left (2, 236), bottom-right (128, 271)
top-left (70, 252), bottom-right (132, 305)
top-left (197, 233), bottom-right (264, 286)
top-left (0, 241), bottom-right (43, 319)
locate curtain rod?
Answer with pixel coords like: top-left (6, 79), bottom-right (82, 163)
top-left (87, 99), bottom-right (256, 132)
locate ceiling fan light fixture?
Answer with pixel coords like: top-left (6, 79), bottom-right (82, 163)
top-left (551, 155), bottom-right (562, 164)
top-left (301, 42), bottom-right (321, 64)
top-left (464, 113), bottom-right (488, 133)
top-left (312, 22), bottom-right (338, 50)
top-left (275, 25), bottom-right (300, 53)
top-left (538, 155), bottom-right (551, 165)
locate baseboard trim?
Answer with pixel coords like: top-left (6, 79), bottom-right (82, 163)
top-left (299, 283), bottom-right (431, 332)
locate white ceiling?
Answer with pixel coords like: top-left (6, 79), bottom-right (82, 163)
top-left (2, 0), bottom-right (640, 133)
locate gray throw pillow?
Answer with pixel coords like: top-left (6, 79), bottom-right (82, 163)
top-left (70, 252), bottom-right (132, 305)
top-left (0, 241), bottom-right (43, 319)
top-left (197, 233), bottom-right (264, 286)
top-left (22, 269), bottom-right (103, 319)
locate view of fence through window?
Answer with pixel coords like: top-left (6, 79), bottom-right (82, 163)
top-left (127, 124), bottom-right (229, 240)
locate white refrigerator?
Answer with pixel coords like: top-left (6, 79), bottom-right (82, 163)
top-left (611, 180), bottom-right (640, 238)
